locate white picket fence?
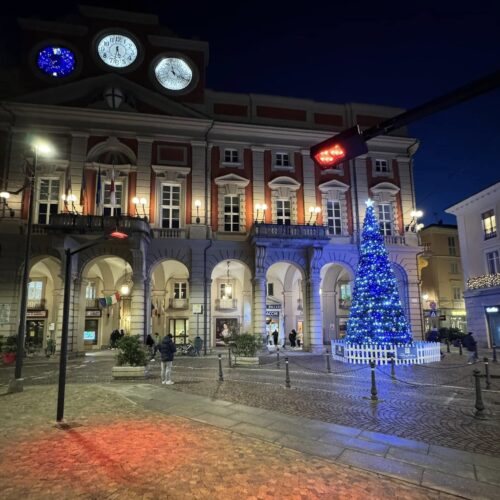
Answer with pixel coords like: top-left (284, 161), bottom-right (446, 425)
top-left (331, 340), bottom-right (441, 365)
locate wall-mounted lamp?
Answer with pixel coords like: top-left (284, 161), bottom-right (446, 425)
top-left (132, 196), bottom-right (140, 216)
top-left (408, 209), bottom-right (424, 232)
top-left (195, 199), bottom-right (201, 224)
top-left (0, 191), bottom-right (14, 218)
top-left (132, 196), bottom-right (147, 218)
top-left (308, 206), bottom-right (321, 225)
top-left (139, 197), bottom-right (147, 218)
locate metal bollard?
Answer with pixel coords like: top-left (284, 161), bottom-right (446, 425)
top-left (277, 347), bottom-right (280, 369)
top-left (326, 349), bottom-right (332, 373)
top-left (446, 338), bottom-right (451, 353)
top-left (459, 341), bottom-right (463, 356)
top-left (370, 361), bottom-right (378, 401)
top-left (484, 357), bottom-right (491, 389)
top-left (390, 357), bottom-right (396, 380)
top-left (228, 346), bottom-right (232, 368)
top-left (285, 357), bottom-right (291, 388)
top-left (492, 344), bottom-right (498, 363)
top-left (218, 354), bottom-right (224, 382)
top-left (473, 369), bottom-right (485, 419)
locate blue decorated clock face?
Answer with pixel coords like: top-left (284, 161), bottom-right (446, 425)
top-left (36, 46), bottom-right (76, 78)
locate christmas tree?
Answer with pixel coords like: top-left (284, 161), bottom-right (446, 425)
top-left (346, 200), bottom-right (412, 344)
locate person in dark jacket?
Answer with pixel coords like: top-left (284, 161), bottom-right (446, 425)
top-left (462, 332), bottom-right (478, 364)
top-left (289, 329), bottom-right (297, 348)
top-left (159, 333), bottom-right (177, 384)
top-left (146, 332), bottom-right (155, 359)
top-left (272, 329), bottom-right (279, 346)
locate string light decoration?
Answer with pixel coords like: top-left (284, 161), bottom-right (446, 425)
top-left (467, 273), bottom-right (500, 290)
top-left (345, 199), bottom-right (412, 345)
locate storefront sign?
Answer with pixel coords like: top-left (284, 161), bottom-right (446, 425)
top-left (439, 315), bottom-right (446, 321)
top-left (451, 310), bottom-right (466, 316)
top-left (266, 304), bottom-right (281, 310)
top-left (27, 310), bottom-right (48, 318)
top-left (192, 304), bottom-right (203, 314)
top-left (83, 331), bottom-right (97, 341)
top-left (85, 309), bottom-right (101, 317)
top-left (396, 345), bottom-right (418, 360)
top-left (486, 306), bottom-right (499, 314)
top-left (266, 310), bottom-right (279, 317)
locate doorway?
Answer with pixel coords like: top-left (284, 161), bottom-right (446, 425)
top-left (26, 320), bottom-right (44, 347)
top-left (84, 319), bottom-right (99, 348)
top-left (486, 307), bottom-right (500, 346)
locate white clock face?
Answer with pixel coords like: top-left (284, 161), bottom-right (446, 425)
top-left (154, 57), bottom-right (193, 90)
top-left (97, 34), bottom-right (138, 68)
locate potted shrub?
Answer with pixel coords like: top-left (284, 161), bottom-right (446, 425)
top-left (232, 333), bottom-right (260, 366)
top-left (2, 335), bottom-right (17, 364)
top-left (112, 335), bottom-right (148, 379)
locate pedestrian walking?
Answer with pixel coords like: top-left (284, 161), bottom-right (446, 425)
top-left (289, 329), bottom-right (297, 348)
top-left (272, 329), bottom-right (279, 346)
top-left (146, 332), bottom-right (155, 360)
top-left (194, 335), bottom-right (203, 356)
top-left (462, 332), bottom-right (478, 364)
top-left (159, 333), bottom-right (177, 384)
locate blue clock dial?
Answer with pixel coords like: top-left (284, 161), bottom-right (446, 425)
top-left (37, 46), bottom-right (76, 78)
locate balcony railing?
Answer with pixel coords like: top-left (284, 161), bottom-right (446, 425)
top-left (384, 235), bottom-right (406, 246)
top-left (467, 273), bottom-right (500, 290)
top-left (27, 298), bottom-right (45, 310)
top-left (169, 298), bottom-right (189, 310)
top-left (215, 298), bottom-right (238, 311)
top-left (47, 213), bottom-right (150, 235)
top-left (252, 224), bottom-right (330, 240)
top-left (152, 228), bottom-right (186, 239)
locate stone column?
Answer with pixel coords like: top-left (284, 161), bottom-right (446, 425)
top-left (307, 272), bottom-right (323, 352)
top-left (130, 249), bottom-right (146, 339)
top-left (69, 133), bottom-right (89, 213)
top-left (301, 150), bottom-right (317, 216)
top-left (321, 291), bottom-right (336, 342)
top-left (189, 246), bottom-right (204, 340)
top-left (253, 276), bottom-right (267, 345)
top-left (136, 138), bottom-right (153, 218)
top-left (251, 147), bottom-right (266, 221)
top-left (191, 141), bottom-right (208, 225)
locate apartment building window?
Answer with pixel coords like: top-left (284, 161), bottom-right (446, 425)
top-left (103, 182), bottom-right (123, 216)
top-left (267, 283), bottom-right (274, 297)
top-left (448, 236), bottom-right (457, 256)
top-left (482, 209), bottom-right (497, 240)
top-left (378, 203), bottom-right (393, 236)
top-left (486, 250), bottom-right (500, 275)
top-left (450, 262), bottom-right (459, 274)
top-left (85, 282), bottom-right (97, 300)
top-left (27, 279), bottom-right (43, 309)
top-left (375, 159), bottom-right (389, 173)
top-left (160, 184), bottom-right (181, 229)
top-left (452, 286), bottom-right (462, 300)
top-left (339, 283), bottom-right (351, 309)
top-left (174, 282), bottom-right (187, 299)
top-left (224, 195), bottom-right (240, 232)
top-left (275, 152), bottom-right (290, 168)
top-left (37, 178), bottom-right (60, 224)
top-left (223, 149), bottom-right (240, 164)
top-left (276, 199), bottom-right (291, 225)
top-left (326, 200), bottom-right (342, 235)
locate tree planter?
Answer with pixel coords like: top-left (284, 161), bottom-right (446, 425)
top-left (112, 365), bottom-right (147, 379)
top-left (234, 356), bottom-right (259, 367)
top-left (2, 352), bottom-right (16, 364)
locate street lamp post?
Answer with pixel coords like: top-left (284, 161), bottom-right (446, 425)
top-left (56, 230), bottom-right (128, 422)
top-left (8, 142), bottom-right (53, 394)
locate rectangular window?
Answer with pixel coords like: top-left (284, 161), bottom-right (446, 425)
top-left (486, 250), bottom-right (500, 275)
top-left (378, 203), bottom-right (393, 236)
top-left (375, 159), bottom-right (389, 173)
top-left (326, 200), bottom-right (342, 235)
top-left (224, 195), bottom-right (240, 232)
top-left (267, 283), bottom-right (274, 296)
top-left (223, 149), bottom-right (239, 164)
top-left (85, 282), bottom-right (97, 300)
top-left (275, 152), bottom-right (290, 168)
top-left (450, 262), bottom-right (458, 274)
top-left (276, 199), bottom-right (291, 225)
top-left (28, 280), bottom-right (43, 301)
top-left (448, 236), bottom-right (457, 256)
top-left (220, 283), bottom-right (233, 300)
top-left (174, 282), bottom-right (187, 299)
top-left (339, 283), bottom-right (351, 309)
top-left (103, 182), bottom-right (123, 217)
top-left (160, 184), bottom-right (181, 229)
top-left (37, 178), bottom-right (60, 224)
top-left (482, 210), bottom-right (497, 240)
top-left (452, 286), bottom-right (462, 300)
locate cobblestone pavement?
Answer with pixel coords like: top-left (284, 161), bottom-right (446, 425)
top-left (1, 347), bottom-right (499, 456)
top-left (0, 385), bottom-right (458, 499)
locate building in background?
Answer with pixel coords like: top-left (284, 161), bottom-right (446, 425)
top-left (419, 224), bottom-right (466, 333)
top-left (0, 6), bottom-right (424, 354)
top-left (446, 182), bottom-right (500, 347)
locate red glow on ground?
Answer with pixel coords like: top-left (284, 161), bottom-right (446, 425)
top-left (314, 144), bottom-right (346, 168)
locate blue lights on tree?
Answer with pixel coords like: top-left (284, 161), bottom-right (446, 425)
top-left (37, 47), bottom-right (76, 78)
top-left (346, 200), bottom-right (412, 345)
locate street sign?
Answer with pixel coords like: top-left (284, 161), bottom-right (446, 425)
top-left (429, 310), bottom-right (438, 317)
top-left (396, 345), bottom-right (418, 361)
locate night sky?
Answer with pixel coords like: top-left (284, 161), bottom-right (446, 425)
top-left (1, 1), bottom-right (499, 225)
